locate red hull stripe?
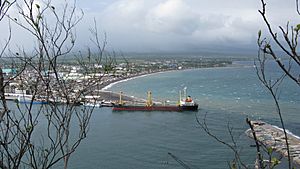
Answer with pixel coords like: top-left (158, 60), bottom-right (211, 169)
top-left (112, 105), bottom-right (198, 111)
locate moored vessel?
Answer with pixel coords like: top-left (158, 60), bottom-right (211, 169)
top-left (16, 95), bottom-right (48, 104)
top-left (112, 89), bottom-right (198, 112)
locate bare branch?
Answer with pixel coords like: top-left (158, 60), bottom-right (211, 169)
top-left (195, 112), bottom-right (250, 169)
top-left (0, 0), bottom-right (16, 21)
top-left (168, 152), bottom-right (191, 169)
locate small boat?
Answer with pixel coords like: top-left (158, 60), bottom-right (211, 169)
top-left (84, 102), bottom-right (102, 107)
top-left (101, 101), bottom-right (115, 107)
top-left (16, 95), bottom-right (48, 104)
top-left (84, 100), bottom-right (115, 107)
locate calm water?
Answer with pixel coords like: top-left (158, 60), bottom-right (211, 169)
top-left (70, 61), bottom-right (299, 169)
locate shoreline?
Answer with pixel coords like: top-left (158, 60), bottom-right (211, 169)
top-left (100, 62), bottom-right (249, 92)
top-left (98, 70), bottom-right (179, 102)
top-left (98, 68), bottom-right (197, 103)
top-left (100, 70), bottom-right (178, 91)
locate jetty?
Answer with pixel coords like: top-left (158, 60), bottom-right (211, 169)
top-left (245, 121), bottom-right (300, 166)
top-left (96, 91), bottom-right (145, 103)
top-left (4, 91), bottom-right (146, 107)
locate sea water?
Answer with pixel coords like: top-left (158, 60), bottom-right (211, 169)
top-left (70, 61), bottom-right (299, 169)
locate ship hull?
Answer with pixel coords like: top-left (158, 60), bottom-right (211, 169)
top-left (112, 104), bottom-right (198, 111)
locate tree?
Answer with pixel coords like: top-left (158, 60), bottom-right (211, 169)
top-left (255, 0), bottom-right (300, 168)
top-left (0, 0), bottom-right (15, 21)
top-left (0, 0), bottom-right (16, 121)
top-left (0, 0), bottom-right (112, 168)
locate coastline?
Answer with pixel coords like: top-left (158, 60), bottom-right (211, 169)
top-left (99, 62), bottom-right (248, 92)
top-left (100, 67), bottom-right (195, 93)
top-left (100, 73), bottom-right (151, 91)
top-left (98, 70), bottom-right (177, 103)
top-left (97, 64), bottom-right (238, 103)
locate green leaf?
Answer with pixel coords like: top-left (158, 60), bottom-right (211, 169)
top-left (267, 147), bottom-right (273, 154)
top-left (258, 30), bottom-right (262, 38)
top-left (37, 15), bottom-right (42, 20)
top-left (230, 161), bottom-right (237, 169)
top-left (26, 125), bottom-right (33, 132)
top-left (294, 24), bottom-right (300, 31)
top-left (271, 157), bottom-right (280, 166)
top-left (35, 4), bottom-right (40, 9)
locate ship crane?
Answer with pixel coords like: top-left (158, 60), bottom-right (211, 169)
top-left (118, 91), bottom-right (125, 105)
top-left (146, 91), bottom-right (153, 107)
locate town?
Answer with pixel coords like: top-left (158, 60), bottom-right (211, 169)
top-left (1, 56), bottom-right (232, 106)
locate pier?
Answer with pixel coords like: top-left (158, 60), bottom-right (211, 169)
top-left (96, 91), bottom-right (146, 104)
top-left (245, 121), bottom-right (300, 165)
top-left (4, 91), bottom-right (146, 106)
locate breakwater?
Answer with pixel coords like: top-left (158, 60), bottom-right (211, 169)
top-left (245, 121), bottom-right (300, 166)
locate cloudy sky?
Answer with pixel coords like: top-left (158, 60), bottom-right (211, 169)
top-left (0, 0), bottom-right (299, 54)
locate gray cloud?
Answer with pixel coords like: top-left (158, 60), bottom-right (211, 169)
top-left (1, 0), bottom-right (299, 53)
top-left (87, 0), bottom-right (263, 52)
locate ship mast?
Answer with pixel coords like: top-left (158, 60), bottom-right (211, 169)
top-left (179, 90), bottom-right (182, 101)
top-left (178, 90), bottom-right (182, 106)
top-left (118, 91), bottom-right (124, 105)
top-left (146, 91), bottom-right (153, 107)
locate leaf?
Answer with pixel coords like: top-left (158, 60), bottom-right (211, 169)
top-left (258, 30), bottom-right (262, 38)
top-left (267, 147), bottom-right (273, 154)
top-left (26, 125), bottom-right (33, 132)
top-left (35, 4), bottom-right (40, 9)
top-left (271, 157), bottom-right (280, 166)
top-left (294, 24), bottom-right (300, 31)
top-left (37, 15), bottom-right (42, 20)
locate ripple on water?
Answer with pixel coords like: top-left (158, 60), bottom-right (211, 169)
top-left (71, 64), bottom-right (299, 169)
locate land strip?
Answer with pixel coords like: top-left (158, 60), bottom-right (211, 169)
top-left (245, 121), bottom-right (300, 166)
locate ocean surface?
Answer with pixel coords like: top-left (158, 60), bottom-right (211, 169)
top-left (70, 61), bottom-right (299, 169)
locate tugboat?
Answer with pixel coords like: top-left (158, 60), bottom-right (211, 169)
top-left (112, 89), bottom-right (198, 112)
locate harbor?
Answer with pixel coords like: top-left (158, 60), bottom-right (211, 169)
top-left (2, 57), bottom-right (231, 107)
top-left (4, 91), bottom-right (145, 107)
top-left (1, 60), bottom-right (299, 169)
top-left (245, 120), bottom-right (300, 166)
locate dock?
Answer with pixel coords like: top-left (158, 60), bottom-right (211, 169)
top-left (96, 91), bottom-right (146, 104)
top-left (4, 91), bottom-right (147, 106)
top-left (245, 121), bottom-right (300, 165)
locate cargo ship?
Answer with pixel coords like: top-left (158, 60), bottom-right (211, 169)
top-left (112, 89), bottom-right (198, 112)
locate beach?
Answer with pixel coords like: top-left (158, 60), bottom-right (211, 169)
top-left (97, 62), bottom-right (243, 103)
top-left (97, 69), bottom-right (183, 103)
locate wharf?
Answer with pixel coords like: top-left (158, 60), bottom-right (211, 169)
top-left (245, 121), bottom-right (300, 165)
top-left (96, 91), bottom-right (146, 104)
top-left (4, 91), bottom-right (146, 106)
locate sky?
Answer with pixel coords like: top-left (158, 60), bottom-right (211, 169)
top-left (0, 0), bottom-right (299, 54)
